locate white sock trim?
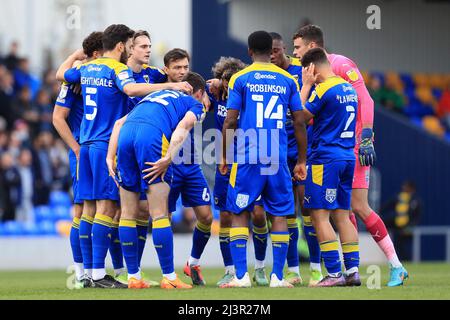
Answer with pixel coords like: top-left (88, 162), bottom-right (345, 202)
top-left (188, 257), bottom-right (200, 266)
top-left (288, 266), bottom-right (300, 274)
top-left (92, 268), bottom-right (106, 281)
top-left (255, 260), bottom-right (265, 269)
top-left (164, 272), bottom-right (177, 281)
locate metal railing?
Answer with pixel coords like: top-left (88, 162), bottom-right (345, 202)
top-left (412, 226), bottom-right (450, 262)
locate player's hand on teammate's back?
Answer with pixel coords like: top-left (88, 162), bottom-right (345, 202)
top-left (142, 157), bottom-right (171, 184)
top-left (171, 81), bottom-right (193, 94)
top-left (302, 63), bottom-right (320, 87)
top-left (359, 128), bottom-right (376, 167)
top-left (293, 162), bottom-right (307, 181)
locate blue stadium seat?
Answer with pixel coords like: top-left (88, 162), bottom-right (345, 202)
top-left (22, 222), bottom-right (41, 236)
top-left (2, 221), bottom-right (25, 236)
top-left (410, 116), bottom-right (424, 128)
top-left (34, 206), bottom-right (53, 223)
top-left (432, 88), bottom-right (443, 100)
top-left (49, 191), bottom-right (72, 207)
top-left (400, 73), bottom-right (414, 89)
top-left (0, 223), bottom-right (5, 236)
top-left (37, 221), bottom-right (57, 235)
top-left (54, 206), bottom-right (72, 221)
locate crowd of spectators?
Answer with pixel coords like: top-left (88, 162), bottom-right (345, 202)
top-left (365, 71), bottom-right (450, 140)
top-left (0, 42), bottom-right (70, 223)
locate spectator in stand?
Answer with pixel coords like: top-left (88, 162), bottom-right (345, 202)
top-left (32, 131), bottom-right (53, 206)
top-left (437, 82), bottom-right (450, 130)
top-left (368, 74), bottom-right (406, 113)
top-left (3, 41), bottom-right (20, 71)
top-left (16, 148), bottom-right (34, 223)
top-left (34, 89), bottom-right (53, 132)
top-left (0, 66), bottom-right (17, 128)
top-left (0, 129), bottom-right (8, 154)
top-left (380, 181), bottom-right (422, 261)
top-left (0, 152), bottom-right (21, 222)
top-left (13, 58), bottom-right (33, 95)
top-left (13, 86), bottom-right (40, 137)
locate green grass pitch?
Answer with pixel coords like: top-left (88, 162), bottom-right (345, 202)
top-left (0, 263), bottom-right (449, 300)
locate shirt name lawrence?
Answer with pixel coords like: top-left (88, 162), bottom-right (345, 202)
top-left (337, 93), bottom-right (358, 104)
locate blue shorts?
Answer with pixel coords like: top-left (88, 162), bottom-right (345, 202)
top-left (78, 142), bottom-right (119, 201)
top-left (117, 122), bottom-right (173, 194)
top-left (168, 163), bottom-right (211, 213)
top-left (303, 160), bottom-right (355, 211)
top-left (68, 150), bottom-right (82, 204)
top-left (214, 165), bottom-right (262, 211)
top-left (226, 163), bottom-right (294, 216)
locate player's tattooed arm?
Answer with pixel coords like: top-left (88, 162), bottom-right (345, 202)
top-left (55, 49), bottom-right (86, 82)
top-left (106, 116), bottom-right (128, 184)
top-left (142, 112), bottom-right (198, 184)
top-left (220, 109), bottom-right (239, 175)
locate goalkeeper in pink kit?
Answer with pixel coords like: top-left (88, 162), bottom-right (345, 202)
top-left (292, 25), bottom-right (408, 287)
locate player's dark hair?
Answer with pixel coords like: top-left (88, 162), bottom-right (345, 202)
top-left (102, 24), bottom-right (135, 51)
top-left (164, 48), bottom-right (190, 67)
top-left (82, 32), bottom-right (104, 58)
top-left (183, 72), bottom-right (206, 95)
top-left (248, 31), bottom-right (273, 55)
top-left (293, 25), bottom-right (324, 48)
top-left (269, 32), bottom-right (283, 41)
top-left (133, 30), bottom-right (150, 43)
top-left (301, 48), bottom-right (329, 67)
top-left (212, 56), bottom-right (246, 79)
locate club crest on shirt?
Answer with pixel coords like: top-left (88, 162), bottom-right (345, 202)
top-left (325, 189), bottom-right (337, 204)
top-left (236, 193), bottom-right (250, 209)
top-left (143, 75), bottom-right (150, 83)
top-left (346, 69), bottom-right (359, 82)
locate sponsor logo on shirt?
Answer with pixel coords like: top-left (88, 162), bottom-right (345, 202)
top-left (254, 72), bottom-right (276, 80)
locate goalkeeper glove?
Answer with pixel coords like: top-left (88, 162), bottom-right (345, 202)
top-left (358, 128), bottom-right (376, 167)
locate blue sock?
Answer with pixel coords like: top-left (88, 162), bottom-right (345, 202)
top-left (79, 215), bottom-right (94, 270)
top-left (303, 215), bottom-right (321, 264)
top-left (119, 220), bottom-right (139, 275)
top-left (191, 221), bottom-right (211, 260)
top-left (230, 227), bottom-right (249, 279)
top-left (70, 217), bottom-right (83, 264)
top-left (109, 222), bottom-right (124, 270)
top-left (287, 218), bottom-right (299, 269)
top-left (342, 242), bottom-right (360, 272)
top-left (252, 223), bottom-right (268, 263)
top-left (136, 219), bottom-right (149, 267)
top-left (271, 232), bottom-right (290, 280)
top-left (92, 214), bottom-right (113, 270)
top-left (219, 227), bottom-right (233, 267)
top-left (320, 240), bottom-right (342, 275)
top-left (152, 218), bottom-right (174, 275)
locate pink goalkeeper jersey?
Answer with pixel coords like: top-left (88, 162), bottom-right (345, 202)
top-left (328, 53), bottom-right (374, 145)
